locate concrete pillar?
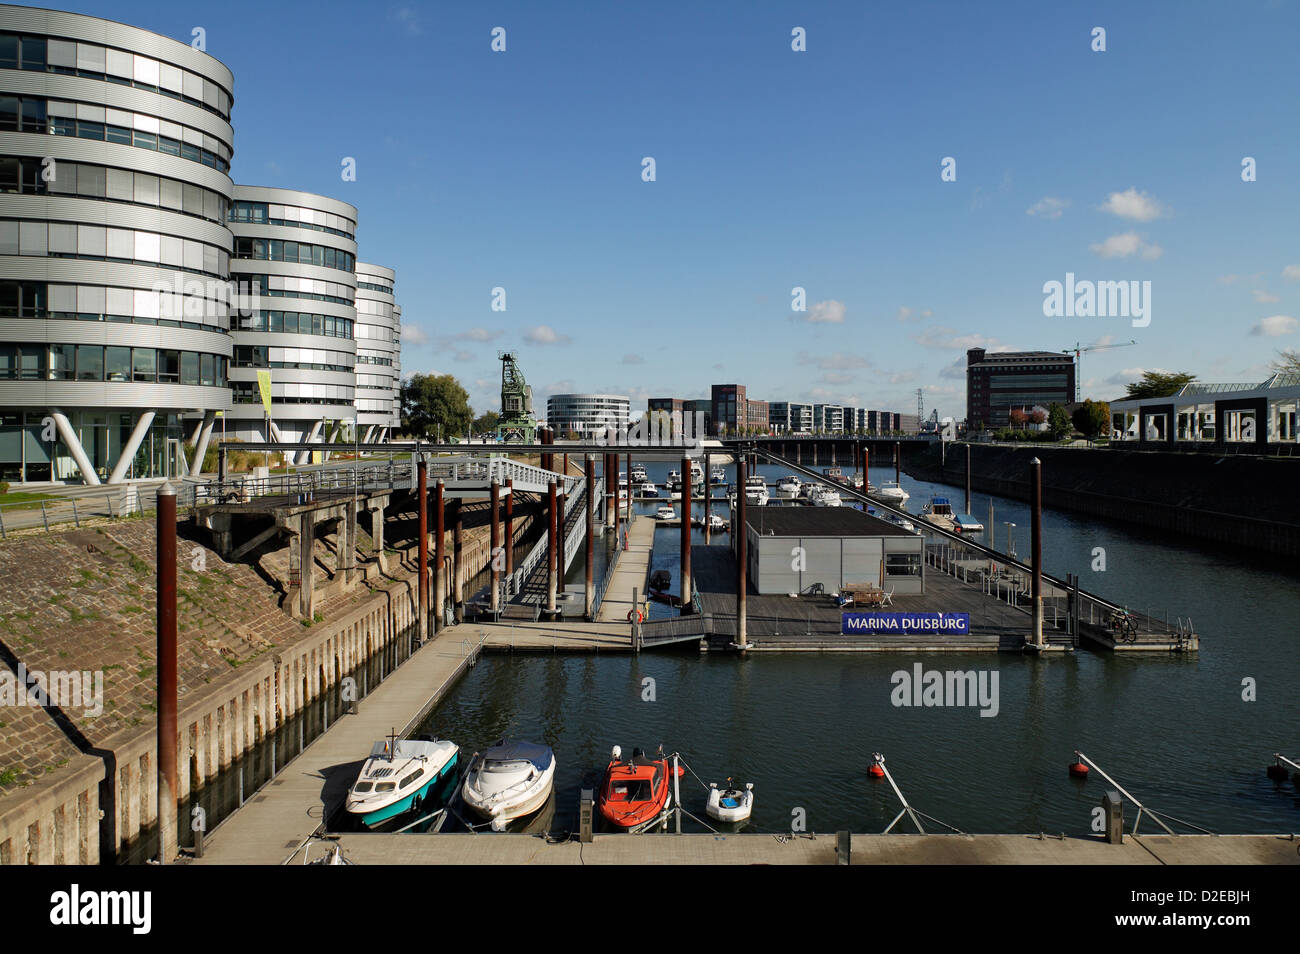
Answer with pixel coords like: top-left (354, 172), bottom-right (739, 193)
top-left (107, 410), bottom-right (156, 484)
top-left (371, 506), bottom-right (387, 574)
top-left (341, 505), bottom-right (358, 585)
top-left (681, 456), bottom-right (693, 616)
top-left (187, 410), bottom-right (217, 477)
top-left (51, 411), bottom-right (101, 485)
top-left (298, 511), bottom-right (315, 620)
top-left (433, 480), bottom-right (445, 633)
top-left (297, 419), bottom-right (325, 466)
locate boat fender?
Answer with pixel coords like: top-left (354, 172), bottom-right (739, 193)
top-left (1068, 761), bottom-right (1089, 778)
top-left (627, 608), bottom-right (644, 623)
top-left (868, 764), bottom-right (885, 779)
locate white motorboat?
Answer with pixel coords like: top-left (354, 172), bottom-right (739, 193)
top-left (885, 513), bottom-right (917, 532)
top-left (665, 470), bottom-right (682, 492)
top-left (706, 780), bottom-right (754, 824)
top-left (809, 484), bottom-right (842, 507)
top-left (655, 505), bottom-right (677, 520)
top-left (871, 480), bottom-right (910, 506)
top-left (710, 468), bottom-right (726, 484)
top-left (461, 740), bottom-right (556, 830)
top-left (630, 463), bottom-right (648, 483)
top-left (689, 460), bottom-right (704, 486)
top-left (639, 481), bottom-right (659, 497)
top-left (692, 512), bottom-right (728, 532)
top-left (775, 475), bottom-right (802, 498)
top-left (743, 475), bottom-right (769, 506)
top-left (345, 733), bottom-right (460, 828)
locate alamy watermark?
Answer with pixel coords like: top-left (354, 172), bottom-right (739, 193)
top-left (1042, 272), bottom-right (1150, 327)
top-left (1, 663), bottom-right (104, 716)
top-left (593, 411), bottom-right (707, 449)
top-left (890, 663), bottom-right (999, 717)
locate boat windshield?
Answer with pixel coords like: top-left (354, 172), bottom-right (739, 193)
top-left (374, 782), bottom-right (396, 792)
top-left (484, 759), bottom-right (531, 773)
top-left (610, 779), bottom-right (654, 801)
top-left (352, 782), bottom-right (373, 793)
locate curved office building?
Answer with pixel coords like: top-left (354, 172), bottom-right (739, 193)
top-left (354, 262), bottom-right (399, 441)
top-left (225, 186), bottom-right (357, 462)
top-left (547, 393), bottom-right (630, 437)
top-left (0, 7), bottom-right (235, 483)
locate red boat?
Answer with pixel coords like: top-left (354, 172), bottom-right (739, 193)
top-left (598, 746), bottom-right (678, 830)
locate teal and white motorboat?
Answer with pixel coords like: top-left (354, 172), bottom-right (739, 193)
top-left (345, 732), bottom-right (459, 828)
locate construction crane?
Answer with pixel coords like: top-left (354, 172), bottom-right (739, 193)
top-left (1062, 339), bottom-right (1137, 401)
top-left (495, 351), bottom-right (536, 443)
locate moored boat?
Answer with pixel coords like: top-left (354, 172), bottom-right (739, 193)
top-left (744, 474), bottom-right (769, 506)
top-left (461, 739), bottom-right (556, 830)
top-left (710, 468), bottom-right (726, 484)
top-left (953, 513), bottom-right (984, 533)
top-left (345, 733), bottom-right (459, 829)
top-left (655, 505), bottom-right (676, 520)
top-left (870, 480), bottom-right (910, 506)
top-left (921, 496), bottom-right (958, 531)
top-left (598, 746), bottom-right (677, 831)
top-left (706, 779), bottom-right (754, 824)
top-left (775, 475), bottom-right (802, 498)
top-left (639, 481), bottom-right (659, 497)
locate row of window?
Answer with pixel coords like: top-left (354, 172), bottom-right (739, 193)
top-left (0, 156), bottom-right (228, 224)
top-left (0, 280), bottom-right (235, 329)
top-left (356, 354), bottom-right (394, 366)
top-left (228, 201), bottom-right (355, 239)
top-left (0, 342), bottom-right (227, 386)
top-left (1, 219), bottom-right (228, 277)
top-left (0, 98), bottom-right (230, 172)
top-left (232, 237), bottom-right (356, 272)
top-left (235, 311), bottom-right (355, 339)
top-left (232, 345), bottom-right (353, 371)
top-left (0, 33), bottom-right (232, 119)
top-left (230, 383), bottom-right (354, 405)
top-left (235, 275), bottom-right (354, 307)
top-left (356, 281), bottom-right (394, 295)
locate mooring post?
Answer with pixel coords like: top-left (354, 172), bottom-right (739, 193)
top-left (156, 483), bottom-right (178, 864)
top-left (604, 453), bottom-right (614, 530)
top-left (681, 455), bottom-right (692, 616)
top-left (585, 455), bottom-right (595, 620)
top-left (673, 752), bottom-right (682, 834)
top-left (418, 458), bottom-right (428, 642)
top-left (965, 443), bottom-right (972, 516)
top-left (490, 477), bottom-right (501, 616)
top-left (504, 478), bottom-right (514, 576)
top-left (703, 452), bottom-right (712, 544)
top-left (540, 424), bottom-right (553, 474)
top-left (452, 500), bottom-right (464, 624)
top-left (1031, 456), bottom-right (1044, 649)
top-left (433, 479), bottom-right (445, 634)
top-left (547, 478), bottom-right (558, 618)
top-left (625, 453), bottom-right (632, 527)
top-left (736, 456), bottom-right (748, 650)
top-left (863, 445), bottom-right (869, 489)
top-left (895, 441), bottom-right (901, 486)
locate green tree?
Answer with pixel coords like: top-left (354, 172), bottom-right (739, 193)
top-left (472, 410), bottom-right (500, 434)
top-left (1047, 403), bottom-right (1073, 439)
top-left (400, 373), bottom-right (472, 440)
top-left (1124, 371), bottom-right (1196, 400)
top-left (1072, 399), bottom-right (1111, 438)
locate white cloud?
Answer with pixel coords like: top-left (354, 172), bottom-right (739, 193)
top-left (1283, 265), bottom-right (1300, 281)
top-left (523, 325), bottom-right (571, 346)
top-left (939, 357), bottom-right (966, 379)
top-left (793, 300), bottom-right (846, 324)
top-left (1252, 290), bottom-right (1280, 304)
top-left (621, 353), bottom-right (645, 365)
top-left (795, 351), bottom-right (872, 371)
top-left (1027, 197), bottom-right (1069, 219)
top-left (1106, 366), bottom-right (1168, 386)
top-left (895, 306), bottom-right (933, 323)
top-left (913, 327), bottom-right (1013, 352)
top-left (1099, 188), bottom-right (1164, 222)
top-left (1090, 231), bottom-right (1162, 259)
top-left (1250, 314), bottom-right (1297, 337)
top-left (456, 328), bottom-right (500, 342)
top-left (390, 6), bottom-right (422, 35)
top-left (403, 324), bottom-right (428, 345)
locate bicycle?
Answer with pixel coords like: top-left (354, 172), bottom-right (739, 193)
top-left (1108, 610), bottom-right (1137, 643)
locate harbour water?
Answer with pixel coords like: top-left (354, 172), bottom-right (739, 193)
top-left (418, 456), bottom-right (1300, 835)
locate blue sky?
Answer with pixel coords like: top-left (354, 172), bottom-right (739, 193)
top-left (67, 0), bottom-right (1300, 419)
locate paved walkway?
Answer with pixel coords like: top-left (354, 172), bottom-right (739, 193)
top-left (193, 628), bottom-right (481, 865)
top-left (311, 832), bottom-right (1300, 866)
top-left (596, 515), bottom-right (655, 623)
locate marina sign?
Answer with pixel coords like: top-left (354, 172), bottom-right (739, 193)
top-left (842, 613), bottom-right (970, 635)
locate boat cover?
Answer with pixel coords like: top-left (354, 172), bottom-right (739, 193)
top-left (483, 739), bottom-right (553, 771)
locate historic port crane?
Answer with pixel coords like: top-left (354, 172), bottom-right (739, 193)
top-left (495, 351), bottom-right (537, 443)
top-left (1062, 339), bottom-right (1137, 401)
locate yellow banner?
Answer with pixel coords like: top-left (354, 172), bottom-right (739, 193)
top-left (256, 370), bottom-right (272, 416)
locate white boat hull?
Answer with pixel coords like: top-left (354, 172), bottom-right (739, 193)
top-left (706, 785), bottom-right (754, 824)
